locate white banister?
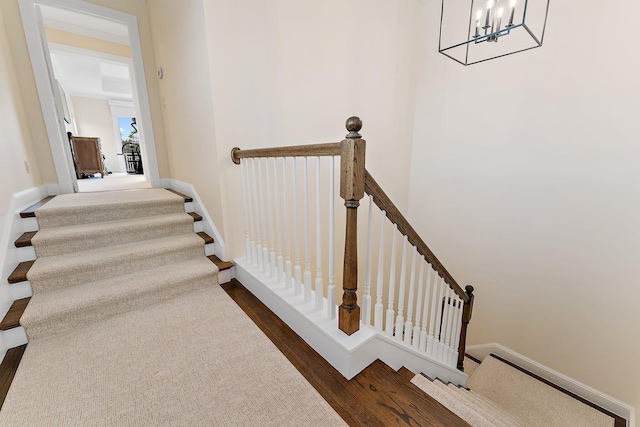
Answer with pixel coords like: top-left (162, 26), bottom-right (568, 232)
top-left (258, 159), bottom-right (269, 273)
top-left (385, 224), bottom-right (398, 336)
top-left (327, 156), bottom-right (336, 320)
top-left (303, 157), bottom-right (312, 302)
top-left (412, 259), bottom-right (425, 350)
top-left (374, 210), bottom-right (386, 331)
top-left (419, 264), bottom-right (433, 353)
top-left (283, 158), bottom-right (293, 289)
top-left (363, 194), bottom-right (373, 325)
top-left (314, 156), bottom-right (323, 311)
top-left (241, 160), bottom-right (252, 263)
top-left (293, 158), bottom-right (302, 295)
top-left (265, 157), bottom-right (276, 277)
top-left (273, 158), bottom-right (284, 283)
top-left (395, 235), bottom-right (408, 342)
top-left (251, 159), bottom-right (262, 271)
top-left (404, 248), bottom-right (417, 345)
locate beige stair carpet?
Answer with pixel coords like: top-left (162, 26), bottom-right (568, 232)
top-left (0, 189), bottom-right (346, 425)
top-left (467, 356), bottom-right (615, 427)
top-left (411, 374), bottom-right (523, 427)
top-left (0, 286), bottom-right (346, 426)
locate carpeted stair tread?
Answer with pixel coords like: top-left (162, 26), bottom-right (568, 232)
top-left (467, 356), bottom-right (615, 427)
top-left (21, 258), bottom-right (218, 340)
top-left (31, 213), bottom-right (196, 257)
top-left (444, 382), bottom-right (526, 427)
top-left (27, 233), bottom-right (205, 293)
top-left (0, 286), bottom-right (346, 426)
top-left (447, 384), bottom-right (527, 427)
top-left (411, 374), bottom-right (497, 427)
top-left (35, 189), bottom-right (185, 228)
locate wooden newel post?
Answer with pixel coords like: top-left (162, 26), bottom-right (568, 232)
top-left (338, 116), bottom-right (366, 336)
top-left (457, 285), bottom-right (475, 371)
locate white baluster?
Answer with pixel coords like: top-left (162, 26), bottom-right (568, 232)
top-left (283, 158), bottom-right (293, 289)
top-left (404, 247), bottom-right (417, 345)
top-left (435, 284), bottom-right (448, 362)
top-left (273, 158), bottom-right (284, 283)
top-left (363, 194), bottom-right (373, 325)
top-left (385, 224), bottom-right (398, 336)
top-left (293, 158), bottom-right (302, 295)
top-left (444, 287), bottom-right (455, 359)
top-left (395, 235), bottom-right (408, 342)
top-left (303, 157), bottom-right (312, 303)
top-left (314, 156), bottom-right (323, 310)
top-left (429, 274), bottom-right (443, 358)
top-left (241, 160), bottom-right (252, 263)
top-left (258, 159), bottom-right (269, 273)
top-left (251, 158), bottom-right (262, 271)
top-left (420, 265), bottom-right (433, 353)
top-left (374, 210), bottom-right (386, 330)
top-left (266, 158), bottom-right (276, 278)
top-left (412, 256), bottom-right (425, 349)
top-left (327, 156), bottom-right (336, 320)
top-left (452, 297), bottom-right (464, 367)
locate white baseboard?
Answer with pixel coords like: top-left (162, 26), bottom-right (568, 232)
top-left (163, 179), bottom-right (226, 260)
top-left (235, 258), bottom-right (467, 384)
top-left (0, 185), bottom-right (51, 354)
top-left (466, 343), bottom-right (635, 425)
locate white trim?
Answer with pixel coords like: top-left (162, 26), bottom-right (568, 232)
top-left (163, 179), bottom-right (226, 261)
top-left (43, 16), bottom-right (130, 45)
top-left (19, 0), bottom-right (161, 193)
top-left (0, 185), bottom-right (52, 359)
top-left (235, 259), bottom-right (468, 384)
top-left (466, 343), bottom-right (635, 425)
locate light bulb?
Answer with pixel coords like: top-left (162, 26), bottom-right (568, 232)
top-left (510, 0), bottom-right (517, 7)
top-left (487, 0), bottom-right (494, 9)
top-left (476, 10), bottom-right (482, 20)
top-left (497, 7), bottom-right (504, 17)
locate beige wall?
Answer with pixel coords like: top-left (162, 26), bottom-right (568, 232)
top-left (71, 96), bottom-right (122, 174)
top-left (201, 0), bottom-right (422, 258)
top-left (46, 27), bottom-right (131, 58)
top-left (0, 5), bottom-right (43, 217)
top-left (0, 0), bottom-right (169, 186)
top-left (408, 0), bottom-right (640, 420)
top-left (146, 0), bottom-right (224, 240)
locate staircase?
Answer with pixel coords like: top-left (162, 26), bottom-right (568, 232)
top-left (411, 355), bottom-right (623, 427)
top-left (1, 188), bottom-right (231, 349)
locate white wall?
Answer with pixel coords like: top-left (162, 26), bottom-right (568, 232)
top-left (202, 0), bottom-right (422, 259)
top-left (0, 5), bottom-right (42, 216)
top-left (71, 96), bottom-right (123, 173)
top-left (409, 0), bottom-right (640, 420)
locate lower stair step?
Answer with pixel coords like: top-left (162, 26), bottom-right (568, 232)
top-left (8, 261), bottom-right (35, 284)
top-left (14, 232), bottom-right (36, 248)
top-left (0, 345), bottom-right (27, 409)
top-left (207, 255), bottom-right (233, 271)
top-left (21, 258), bottom-right (218, 340)
top-left (27, 233), bottom-right (205, 293)
top-left (197, 232), bottom-right (214, 244)
top-left (0, 298), bottom-right (30, 330)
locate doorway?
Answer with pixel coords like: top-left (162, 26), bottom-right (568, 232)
top-left (18, 0), bottom-right (160, 194)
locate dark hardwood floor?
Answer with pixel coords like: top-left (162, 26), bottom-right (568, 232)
top-left (220, 279), bottom-right (469, 427)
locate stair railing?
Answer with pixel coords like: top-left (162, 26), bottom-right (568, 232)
top-left (231, 116), bottom-right (475, 371)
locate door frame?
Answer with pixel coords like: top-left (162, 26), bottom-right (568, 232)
top-left (18, 0), bottom-right (161, 193)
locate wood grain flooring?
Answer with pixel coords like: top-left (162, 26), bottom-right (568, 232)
top-left (220, 279), bottom-right (470, 427)
top-left (0, 345), bottom-right (27, 409)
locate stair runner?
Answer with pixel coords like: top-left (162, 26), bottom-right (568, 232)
top-left (20, 189), bottom-right (217, 341)
top-left (411, 356), bottom-right (617, 427)
top-left (0, 189), bottom-right (346, 426)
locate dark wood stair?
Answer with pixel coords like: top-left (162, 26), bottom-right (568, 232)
top-left (14, 232), bottom-right (36, 248)
top-left (207, 255), bottom-right (233, 271)
top-left (0, 345), bottom-right (27, 409)
top-left (197, 232), bottom-right (214, 244)
top-left (7, 261), bottom-right (34, 284)
top-left (19, 196), bottom-right (54, 218)
top-left (0, 298), bottom-right (30, 331)
top-left (166, 189), bottom-right (193, 202)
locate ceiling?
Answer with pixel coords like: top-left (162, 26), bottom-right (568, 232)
top-left (40, 5), bottom-right (133, 101)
